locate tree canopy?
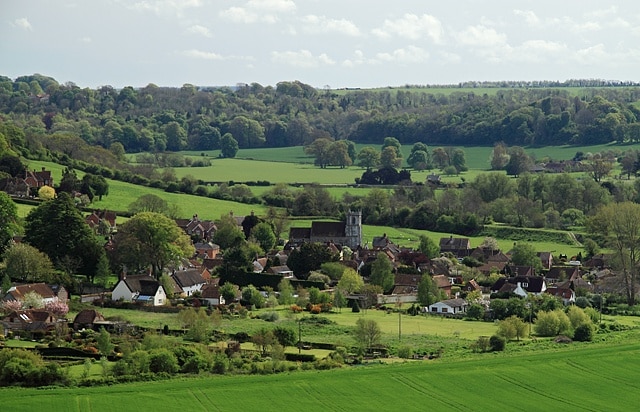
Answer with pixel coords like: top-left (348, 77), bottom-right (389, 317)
top-left (109, 211), bottom-right (194, 278)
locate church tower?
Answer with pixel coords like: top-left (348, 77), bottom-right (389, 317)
top-left (344, 210), bottom-right (362, 249)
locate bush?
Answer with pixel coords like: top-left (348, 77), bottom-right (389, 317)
top-left (573, 324), bottom-right (594, 342)
top-left (471, 336), bottom-right (490, 353)
top-left (489, 335), bottom-right (506, 351)
top-left (466, 303), bottom-right (485, 320)
top-left (534, 309), bottom-right (572, 337)
top-left (397, 345), bottom-right (414, 359)
top-left (258, 311), bottom-right (279, 322)
top-left (148, 349), bottom-right (179, 374)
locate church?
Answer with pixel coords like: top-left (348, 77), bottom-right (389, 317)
top-left (287, 210), bottom-right (362, 250)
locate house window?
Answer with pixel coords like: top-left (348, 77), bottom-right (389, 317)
top-left (442, 307), bottom-right (448, 313)
top-left (523, 283), bottom-right (528, 288)
top-left (431, 307), bottom-right (437, 312)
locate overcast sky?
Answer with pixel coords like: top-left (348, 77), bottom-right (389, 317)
top-left (2, 1), bottom-right (640, 89)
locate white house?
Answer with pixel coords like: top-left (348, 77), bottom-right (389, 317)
top-left (111, 274), bottom-right (166, 306)
top-left (427, 298), bottom-right (469, 315)
top-left (200, 284), bottom-right (225, 306)
top-left (170, 269), bottom-right (206, 297)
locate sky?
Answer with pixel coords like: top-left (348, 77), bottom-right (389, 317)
top-left (2, 0), bottom-right (640, 89)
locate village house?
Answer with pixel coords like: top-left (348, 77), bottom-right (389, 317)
top-left (85, 209), bottom-right (117, 234)
top-left (111, 274), bottom-right (167, 306)
top-left (24, 167), bottom-right (54, 188)
top-left (427, 298), bottom-right (469, 315)
top-left (3, 283), bottom-right (66, 306)
top-left (176, 214), bottom-right (217, 242)
top-left (170, 269), bottom-right (206, 297)
top-left (439, 236), bottom-right (471, 258)
top-left (1, 309), bottom-right (58, 336)
top-left (491, 276), bottom-right (547, 297)
top-left (200, 282), bottom-right (226, 306)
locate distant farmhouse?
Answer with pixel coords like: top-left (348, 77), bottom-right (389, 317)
top-left (288, 210), bottom-right (362, 249)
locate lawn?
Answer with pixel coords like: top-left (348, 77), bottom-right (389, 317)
top-left (2, 331), bottom-right (640, 411)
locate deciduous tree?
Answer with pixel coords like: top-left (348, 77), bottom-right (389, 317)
top-left (110, 212), bottom-right (194, 278)
top-left (588, 202), bottom-right (640, 305)
top-left (369, 253), bottom-right (395, 293)
top-left (0, 191), bottom-right (18, 255)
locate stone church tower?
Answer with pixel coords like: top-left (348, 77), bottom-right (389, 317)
top-left (344, 210), bottom-right (362, 249)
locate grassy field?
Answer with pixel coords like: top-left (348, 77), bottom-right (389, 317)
top-left (26, 160), bottom-right (269, 220)
top-left (2, 332), bottom-right (640, 411)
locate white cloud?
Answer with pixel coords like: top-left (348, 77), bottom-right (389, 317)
top-left (376, 46), bottom-right (429, 63)
top-left (342, 50), bottom-right (373, 68)
top-left (373, 13), bottom-right (443, 43)
top-left (271, 50), bottom-right (335, 68)
top-left (247, 0), bottom-right (296, 13)
top-left (455, 25), bottom-right (507, 47)
top-left (127, 0), bottom-right (202, 17)
top-left (182, 49), bottom-right (225, 60)
top-left (302, 15), bottom-right (361, 36)
top-left (219, 7), bottom-right (259, 24)
top-left (13, 17), bottom-right (32, 31)
top-left (438, 51), bottom-right (461, 64)
top-left (79, 37), bottom-right (92, 44)
top-left (220, 0), bottom-right (295, 24)
top-left (508, 40), bottom-right (568, 63)
top-left (584, 6), bottom-right (618, 19)
top-left (186, 24), bottom-right (212, 38)
top-left (513, 10), bottom-right (540, 27)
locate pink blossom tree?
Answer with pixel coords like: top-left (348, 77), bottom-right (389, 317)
top-left (45, 301), bottom-right (69, 317)
top-left (1, 300), bottom-right (23, 314)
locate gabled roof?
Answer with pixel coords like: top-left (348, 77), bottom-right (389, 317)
top-left (432, 298), bottom-right (468, 308)
top-left (439, 236), bottom-right (471, 250)
top-left (73, 309), bottom-right (105, 325)
top-left (464, 279), bottom-right (482, 292)
top-left (171, 269), bottom-right (205, 288)
top-left (546, 266), bottom-right (580, 280)
top-left (506, 265), bottom-right (535, 277)
top-left (492, 275), bottom-right (545, 293)
top-left (119, 275), bottom-right (162, 295)
top-left (200, 284), bottom-right (222, 299)
top-left (268, 265), bottom-right (293, 275)
top-left (4, 309), bottom-right (55, 323)
top-left (311, 221), bottom-right (346, 237)
top-left (194, 242), bottom-right (220, 251)
top-left (5, 283), bottom-right (56, 300)
top-left (546, 286), bottom-right (575, 300)
top-left (394, 274), bottom-right (422, 287)
top-left (289, 228), bottom-right (312, 239)
top-left (432, 274), bottom-right (451, 289)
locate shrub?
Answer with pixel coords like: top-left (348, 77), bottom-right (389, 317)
top-left (489, 335), bottom-right (506, 351)
top-left (573, 324), bottom-right (594, 342)
top-left (397, 345), bottom-right (414, 359)
top-left (258, 311), bottom-right (279, 322)
top-left (148, 348), bottom-right (179, 374)
top-left (471, 336), bottom-right (490, 353)
top-left (534, 309), bottom-right (572, 337)
top-left (290, 304), bottom-right (303, 313)
top-left (466, 303), bottom-right (485, 320)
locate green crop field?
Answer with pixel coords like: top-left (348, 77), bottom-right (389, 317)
top-left (2, 333), bottom-right (639, 411)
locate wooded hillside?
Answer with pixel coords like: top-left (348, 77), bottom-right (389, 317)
top-left (3, 74), bottom-right (640, 154)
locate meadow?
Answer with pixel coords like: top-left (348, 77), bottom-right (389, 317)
top-left (2, 331), bottom-right (640, 411)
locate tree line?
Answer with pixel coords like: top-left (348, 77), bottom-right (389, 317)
top-left (3, 74), bottom-right (640, 157)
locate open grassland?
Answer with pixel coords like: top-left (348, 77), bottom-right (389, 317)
top-left (26, 160), bottom-right (268, 220)
top-left (284, 220), bottom-right (584, 257)
top-left (2, 333), bottom-right (640, 411)
top-left (172, 142), bottom-right (640, 184)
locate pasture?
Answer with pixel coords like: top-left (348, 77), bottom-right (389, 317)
top-left (2, 332), bottom-right (640, 411)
